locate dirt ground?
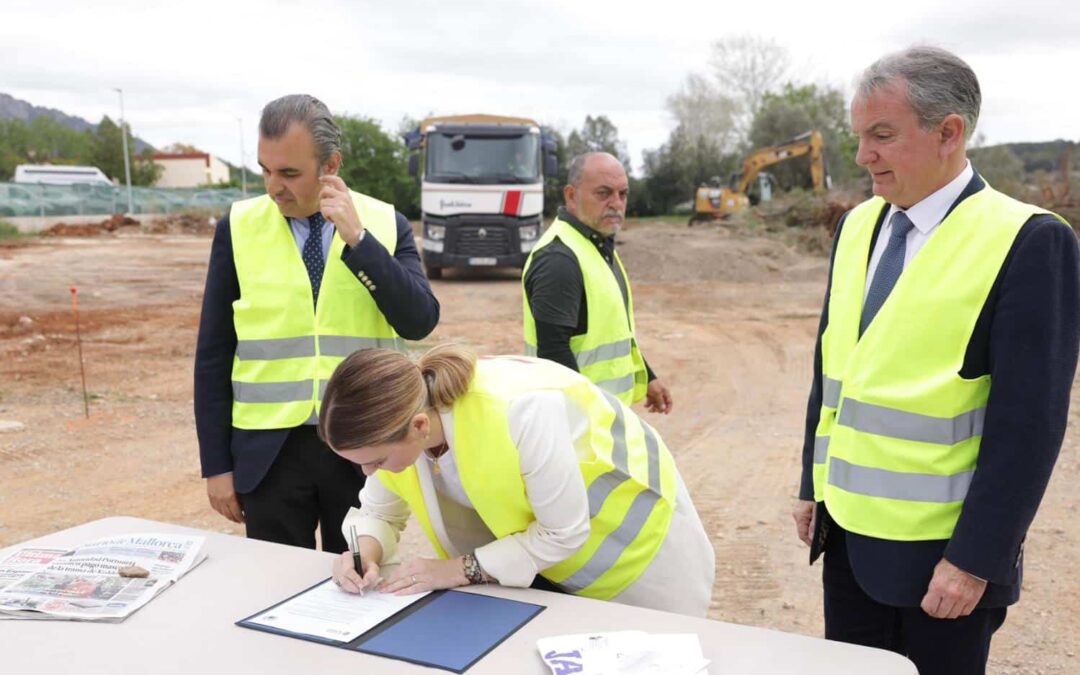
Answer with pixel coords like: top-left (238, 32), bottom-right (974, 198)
top-left (0, 220), bottom-right (1076, 673)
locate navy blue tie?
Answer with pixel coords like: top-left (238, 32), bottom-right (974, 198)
top-left (302, 213), bottom-right (325, 307)
top-left (860, 210), bottom-right (915, 336)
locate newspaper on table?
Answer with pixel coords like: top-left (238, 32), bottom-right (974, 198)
top-left (0, 533), bottom-right (206, 622)
top-left (538, 630), bottom-right (709, 675)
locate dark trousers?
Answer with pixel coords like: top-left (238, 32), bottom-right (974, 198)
top-left (237, 426), bottom-right (366, 554)
top-left (823, 526), bottom-right (1007, 675)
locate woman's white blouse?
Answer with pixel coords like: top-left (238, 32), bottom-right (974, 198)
top-left (341, 390), bottom-right (715, 616)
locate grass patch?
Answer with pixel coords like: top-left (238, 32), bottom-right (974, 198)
top-left (0, 220), bottom-right (25, 239)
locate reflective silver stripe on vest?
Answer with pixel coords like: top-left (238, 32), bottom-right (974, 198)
top-left (575, 339), bottom-right (633, 368)
top-left (595, 373), bottom-right (636, 398)
top-left (813, 436), bottom-right (829, 464)
top-left (232, 379), bottom-right (315, 404)
top-left (319, 335), bottom-right (406, 357)
top-left (561, 390), bottom-right (665, 593)
top-left (525, 344), bottom-right (538, 357)
top-left (823, 377), bottom-right (842, 409)
top-left (837, 398), bottom-right (985, 445)
top-left (235, 336), bottom-right (316, 361)
top-left (235, 335), bottom-right (403, 361)
top-left (585, 391), bottom-right (628, 518)
top-left (828, 457), bottom-right (972, 503)
top-left (559, 488), bottom-right (661, 593)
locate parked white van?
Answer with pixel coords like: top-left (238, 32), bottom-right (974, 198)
top-left (14, 164), bottom-right (112, 186)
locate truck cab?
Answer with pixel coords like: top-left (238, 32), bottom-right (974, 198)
top-left (405, 114), bottom-right (557, 278)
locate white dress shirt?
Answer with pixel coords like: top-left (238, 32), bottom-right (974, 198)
top-left (342, 390), bottom-right (715, 616)
top-left (864, 161), bottom-right (974, 301)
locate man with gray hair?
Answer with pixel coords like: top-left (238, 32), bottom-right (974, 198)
top-left (792, 47), bottom-right (1078, 673)
top-left (195, 94), bottom-right (439, 552)
top-left (522, 152), bottom-right (672, 413)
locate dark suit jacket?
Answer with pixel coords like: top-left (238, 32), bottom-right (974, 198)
top-left (194, 208), bottom-right (439, 493)
top-left (800, 172), bottom-right (1080, 607)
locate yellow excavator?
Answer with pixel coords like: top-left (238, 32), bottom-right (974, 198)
top-left (689, 130), bottom-right (828, 225)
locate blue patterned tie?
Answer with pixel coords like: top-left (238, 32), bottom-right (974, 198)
top-left (860, 210), bottom-right (915, 336)
top-left (302, 213), bottom-right (325, 307)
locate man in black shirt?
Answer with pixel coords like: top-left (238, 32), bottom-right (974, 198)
top-left (523, 152), bottom-right (672, 413)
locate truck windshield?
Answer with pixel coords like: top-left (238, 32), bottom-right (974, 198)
top-left (426, 133), bottom-right (540, 184)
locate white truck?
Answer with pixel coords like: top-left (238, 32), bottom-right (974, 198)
top-left (404, 114), bottom-right (557, 278)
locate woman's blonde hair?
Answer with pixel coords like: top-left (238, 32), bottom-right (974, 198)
top-left (318, 343), bottom-right (477, 451)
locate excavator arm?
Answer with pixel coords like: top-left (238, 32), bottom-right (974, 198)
top-left (735, 130), bottom-right (826, 194)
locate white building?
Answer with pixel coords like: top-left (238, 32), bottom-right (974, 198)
top-left (153, 152), bottom-right (231, 188)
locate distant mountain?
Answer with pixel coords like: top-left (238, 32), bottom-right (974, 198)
top-left (0, 92), bottom-right (154, 154)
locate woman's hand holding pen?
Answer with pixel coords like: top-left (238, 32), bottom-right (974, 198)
top-left (333, 552), bottom-right (381, 594)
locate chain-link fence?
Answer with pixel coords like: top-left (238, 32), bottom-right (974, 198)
top-left (0, 183), bottom-right (264, 217)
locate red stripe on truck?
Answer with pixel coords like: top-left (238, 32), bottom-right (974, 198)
top-left (502, 190), bottom-right (522, 216)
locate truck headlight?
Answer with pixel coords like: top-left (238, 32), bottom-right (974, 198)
top-left (426, 224), bottom-right (446, 241)
top-left (519, 224), bottom-right (539, 240)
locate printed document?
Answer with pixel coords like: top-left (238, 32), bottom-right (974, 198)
top-left (245, 579), bottom-right (430, 642)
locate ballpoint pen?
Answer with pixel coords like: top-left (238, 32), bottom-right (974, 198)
top-left (349, 525), bottom-right (364, 596)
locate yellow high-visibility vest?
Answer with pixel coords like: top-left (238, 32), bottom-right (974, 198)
top-left (230, 191), bottom-right (403, 429)
top-left (814, 185), bottom-right (1060, 539)
top-left (523, 218), bottom-right (648, 405)
top-left (376, 356), bottom-right (676, 599)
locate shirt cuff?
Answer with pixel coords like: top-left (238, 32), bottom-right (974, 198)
top-left (473, 534), bottom-right (539, 587)
top-left (341, 507), bottom-right (403, 565)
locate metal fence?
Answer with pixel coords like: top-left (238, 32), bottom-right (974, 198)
top-left (0, 183), bottom-right (264, 217)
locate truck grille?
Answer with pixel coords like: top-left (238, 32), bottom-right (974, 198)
top-left (456, 226), bottom-right (509, 255)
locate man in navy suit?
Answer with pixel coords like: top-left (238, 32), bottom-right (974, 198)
top-left (793, 47), bottom-right (1078, 674)
top-left (195, 95), bottom-right (439, 553)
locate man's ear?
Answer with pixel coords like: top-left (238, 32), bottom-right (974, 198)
top-left (939, 114), bottom-right (965, 157)
top-left (563, 184), bottom-right (575, 209)
top-left (323, 151), bottom-right (342, 176)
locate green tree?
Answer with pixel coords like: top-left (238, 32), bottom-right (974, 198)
top-left (748, 83), bottom-right (859, 189)
top-left (969, 144), bottom-right (1025, 197)
top-left (638, 125), bottom-right (739, 215)
top-left (89, 116), bottom-right (159, 186)
top-left (566, 115), bottom-right (631, 169)
top-left (25, 117), bottom-right (93, 164)
top-left (0, 119), bottom-right (30, 180)
top-left (132, 148), bottom-right (163, 186)
top-left (335, 115), bottom-right (419, 218)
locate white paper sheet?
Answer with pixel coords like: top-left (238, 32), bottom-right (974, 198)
top-left (246, 579), bottom-right (430, 643)
top-left (538, 630), bottom-right (709, 674)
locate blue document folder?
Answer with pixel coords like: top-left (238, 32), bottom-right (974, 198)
top-left (356, 590), bottom-right (545, 672)
top-left (238, 580), bottom-right (545, 673)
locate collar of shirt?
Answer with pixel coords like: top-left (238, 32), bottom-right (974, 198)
top-left (885, 160), bottom-right (973, 235)
top-left (557, 206), bottom-right (615, 258)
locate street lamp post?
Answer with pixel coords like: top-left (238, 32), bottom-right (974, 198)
top-left (113, 88), bottom-right (134, 214)
top-left (238, 117), bottom-right (247, 197)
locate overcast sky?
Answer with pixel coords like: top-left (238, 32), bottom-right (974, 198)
top-left (3, 0), bottom-right (1078, 175)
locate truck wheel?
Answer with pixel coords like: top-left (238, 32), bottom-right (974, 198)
top-left (426, 266), bottom-right (443, 280)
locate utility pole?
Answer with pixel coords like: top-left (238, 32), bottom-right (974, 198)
top-left (113, 88), bottom-right (134, 214)
top-left (238, 117), bottom-right (248, 197)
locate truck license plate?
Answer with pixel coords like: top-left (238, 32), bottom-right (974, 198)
top-left (468, 257), bottom-right (497, 266)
